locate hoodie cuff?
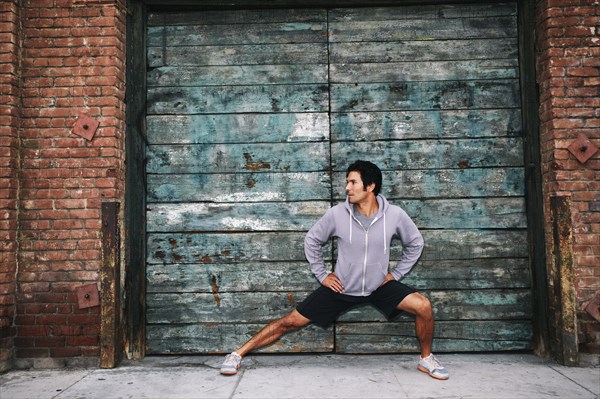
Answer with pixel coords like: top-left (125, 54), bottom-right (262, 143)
top-left (391, 270), bottom-right (403, 280)
top-left (315, 270), bottom-right (329, 283)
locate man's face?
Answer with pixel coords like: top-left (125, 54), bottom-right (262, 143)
top-left (346, 171), bottom-right (373, 204)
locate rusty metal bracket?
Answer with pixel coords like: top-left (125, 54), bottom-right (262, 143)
top-left (76, 283), bottom-right (100, 309)
top-left (567, 134), bottom-right (598, 164)
top-left (72, 114), bottom-right (100, 141)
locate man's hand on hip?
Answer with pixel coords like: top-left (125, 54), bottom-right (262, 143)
top-left (322, 273), bottom-right (344, 293)
top-left (381, 273), bottom-right (395, 286)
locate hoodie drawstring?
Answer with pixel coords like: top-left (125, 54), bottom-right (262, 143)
top-left (383, 212), bottom-right (387, 254)
top-left (348, 211), bottom-right (353, 243)
top-left (348, 201), bottom-right (387, 255)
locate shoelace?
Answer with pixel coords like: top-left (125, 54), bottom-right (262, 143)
top-left (223, 354), bottom-right (240, 366)
top-left (426, 355), bottom-right (442, 370)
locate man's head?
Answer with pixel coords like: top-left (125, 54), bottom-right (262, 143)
top-left (346, 160), bottom-right (382, 197)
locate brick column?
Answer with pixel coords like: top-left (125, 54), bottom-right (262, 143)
top-left (536, 0), bottom-right (600, 362)
top-left (14, 0), bottom-right (126, 368)
top-left (0, 0), bottom-right (21, 373)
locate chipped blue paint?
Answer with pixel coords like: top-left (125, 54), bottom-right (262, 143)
top-left (145, 3), bottom-right (532, 355)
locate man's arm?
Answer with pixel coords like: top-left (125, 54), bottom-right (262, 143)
top-left (304, 209), bottom-right (336, 284)
top-left (390, 210), bottom-right (424, 280)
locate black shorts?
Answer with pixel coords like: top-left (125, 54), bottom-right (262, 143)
top-left (296, 280), bottom-right (416, 328)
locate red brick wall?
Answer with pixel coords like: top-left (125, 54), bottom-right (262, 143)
top-left (12, 0), bottom-right (126, 367)
top-left (2, 0), bottom-right (598, 371)
top-left (0, 0), bottom-right (21, 373)
top-left (536, 0), bottom-right (600, 356)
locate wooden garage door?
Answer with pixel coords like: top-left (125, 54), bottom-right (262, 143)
top-left (145, 3), bottom-right (532, 354)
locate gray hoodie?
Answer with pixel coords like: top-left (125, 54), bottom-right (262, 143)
top-left (304, 194), bottom-right (424, 296)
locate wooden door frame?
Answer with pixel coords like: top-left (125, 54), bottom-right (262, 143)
top-left (123, 0), bottom-right (547, 360)
top-left (124, 0), bottom-right (148, 361)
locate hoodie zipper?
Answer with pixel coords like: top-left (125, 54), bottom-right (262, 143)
top-left (353, 215), bottom-right (378, 296)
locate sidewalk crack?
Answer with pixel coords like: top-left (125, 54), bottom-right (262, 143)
top-left (547, 365), bottom-right (599, 396)
top-left (51, 370), bottom-right (94, 399)
top-left (229, 369), bottom-right (245, 399)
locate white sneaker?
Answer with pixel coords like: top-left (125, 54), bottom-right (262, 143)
top-left (220, 352), bottom-right (242, 375)
top-left (417, 354), bottom-right (449, 380)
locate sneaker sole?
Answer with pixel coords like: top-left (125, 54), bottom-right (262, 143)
top-left (220, 369), bottom-right (239, 376)
top-left (417, 365), bottom-right (449, 380)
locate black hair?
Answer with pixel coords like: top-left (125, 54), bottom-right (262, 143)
top-left (346, 160), bottom-right (382, 196)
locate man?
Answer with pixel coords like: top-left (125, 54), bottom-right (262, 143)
top-left (220, 160), bottom-right (449, 380)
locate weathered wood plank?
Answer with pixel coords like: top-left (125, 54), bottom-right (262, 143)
top-left (146, 323), bottom-right (332, 354)
top-left (328, 17), bottom-right (517, 42)
top-left (329, 4), bottom-right (517, 21)
top-left (418, 229), bottom-right (528, 261)
top-left (330, 38), bottom-right (518, 63)
top-left (331, 109), bottom-right (522, 141)
top-left (146, 232), bottom-right (331, 264)
top-left (146, 198), bottom-right (524, 232)
top-left (147, 291), bottom-right (310, 324)
top-left (147, 142), bottom-right (330, 174)
top-left (147, 22), bottom-right (327, 47)
top-left (149, 168), bottom-right (525, 204)
top-left (335, 320), bottom-right (531, 353)
top-left (338, 289), bottom-right (533, 322)
top-left (146, 229), bottom-right (527, 265)
top-left (147, 84), bottom-right (329, 114)
top-left (145, 4), bottom-right (530, 356)
top-left (145, 258), bottom-right (529, 294)
top-left (332, 138), bottom-right (524, 170)
top-left (148, 43), bottom-right (328, 68)
top-left (333, 168), bottom-right (525, 199)
top-left (147, 202), bottom-right (330, 232)
top-left (147, 262), bottom-right (319, 293)
top-left (330, 80), bottom-right (520, 112)
top-left (146, 113), bottom-right (329, 144)
top-left (331, 59), bottom-right (519, 83)
top-left (401, 259), bottom-right (530, 290)
top-left (338, 337), bottom-right (531, 353)
top-left (148, 64), bottom-right (328, 87)
top-left (146, 289), bottom-right (532, 324)
top-left (148, 172), bottom-right (332, 203)
top-left (148, 9), bottom-right (326, 26)
top-left (337, 320), bottom-right (531, 343)
top-left (399, 198), bottom-right (525, 229)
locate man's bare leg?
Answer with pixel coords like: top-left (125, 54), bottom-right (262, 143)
top-left (396, 292), bottom-right (434, 357)
top-left (397, 292), bottom-right (449, 380)
top-left (236, 309), bottom-right (311, 357)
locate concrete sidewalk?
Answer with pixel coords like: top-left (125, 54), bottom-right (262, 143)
top-left (1, 354), bottom-right (598, 399)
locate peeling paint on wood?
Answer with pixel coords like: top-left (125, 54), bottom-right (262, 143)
top-left (147, 22), bottom-right (328, 47)
top-left (331, 138), bottom-right (524, 170)
top-left (148, 172), bottom-right (331, 203)
top-left (145, 258), bottom-right (528, 294)
top-left (145, 3), bottom-right (531, 355)
top-left (148, 43), bottom-right (328, 68)
top-left (147, 202), bottom-right (330, 232)
top-left (331, 109), bottom-right (522, 141)
top-left (330, 80), bottom-right (520, 112)
top-left (333, 168), bottom-right (525, 199)
top-left (147, 323), bottom-right (332, 354)
top-left (147, 232), bottom-right (329, 265)
top-left (146, 142), bottom-right (329, 174)
top-left (330, 38), bottom-right (519, 64)
top-left (147, 113), bottom-right (329, 144)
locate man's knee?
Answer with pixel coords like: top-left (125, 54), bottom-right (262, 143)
top-left (414, 294), bottom-right (433, 317)
top-left (399, 292), bottom-right (433, 316)
top-left (277, 310), bottom-right (310, 332)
